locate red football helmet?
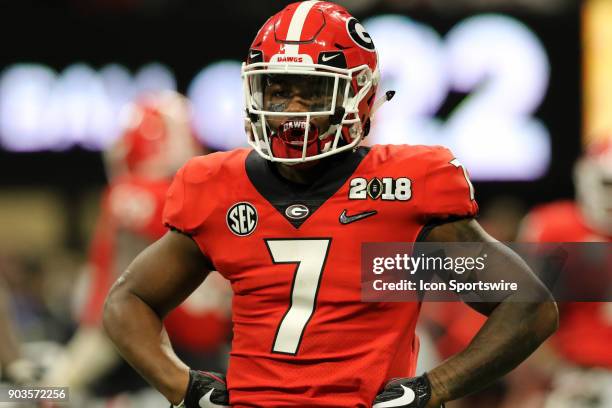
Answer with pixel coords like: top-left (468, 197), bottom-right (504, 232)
top-left (106, 90), bottom-right (201, 179)
top-left (574, 138), bottom-right (612, 235)
top-left (242, 1), bottom-right (382, 163)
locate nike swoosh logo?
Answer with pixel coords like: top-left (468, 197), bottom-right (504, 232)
top-left (373, 385), bottom-right (416, 408)
top-left (198, 389), bottom-right (229, 408)
top-left (249, 51), bottom-right (260, 59)
top-left (321, 53), bottom-right (340, 62)
top-left (339, 209), bottom-right (377, 224)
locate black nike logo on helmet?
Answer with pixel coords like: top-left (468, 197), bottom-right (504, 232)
top-left (339, 209), bottom-right (378, 225)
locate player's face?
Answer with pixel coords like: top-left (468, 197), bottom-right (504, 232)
top-left (262, 74), bottom-right (345, 136)
top-left (263, 75), bottom-right (337, 112)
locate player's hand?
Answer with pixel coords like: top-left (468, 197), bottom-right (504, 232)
top-left (373, 374), bottom-right (443, 408)
top-left (172, 370), bottom-right (230, 408)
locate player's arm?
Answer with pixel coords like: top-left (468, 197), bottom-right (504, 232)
top-left (103, 230), bottom-right (210, 405)
top-left (374, 219), bottom-right (558, 408)
top-left (424, 219), bottom-right (558, 406)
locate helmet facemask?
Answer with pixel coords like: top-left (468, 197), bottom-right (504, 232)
top-left (242, 62), bottom-right (376, 164)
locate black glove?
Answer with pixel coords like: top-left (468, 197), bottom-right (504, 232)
top-left (373, 374), bottom-right (442, 408)
top-left (173, 370), bottom-right (230, 408)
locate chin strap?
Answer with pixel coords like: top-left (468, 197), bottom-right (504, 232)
top-left (329, 106), bottom-right (345, 125)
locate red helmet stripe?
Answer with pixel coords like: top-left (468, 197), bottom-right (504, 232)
top-left (284, 0), bottom-right (320, 55)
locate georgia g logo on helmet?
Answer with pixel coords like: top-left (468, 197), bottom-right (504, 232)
top-left (346, 17), bottom-right (375, 51)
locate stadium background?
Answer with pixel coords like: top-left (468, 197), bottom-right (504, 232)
top-left (0, 0), bottom-right (606, 406)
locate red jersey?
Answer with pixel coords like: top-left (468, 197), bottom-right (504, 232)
top-left (81, 174), bottom-right (230, 353)
top-left (521, 200), bottom-right (612, 369)
top-left (163, 145), bottom-right (478, 407)
top-left (81, 175), bottom-right (169, 326)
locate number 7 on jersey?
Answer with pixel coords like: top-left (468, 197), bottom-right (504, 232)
top-left (265, 239), bottom-right (331, 355)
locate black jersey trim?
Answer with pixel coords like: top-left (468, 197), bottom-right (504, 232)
top-left (245, 147), bottom-right (370, 228)
top-left (415, 221), bottom-right (437, 243)
top-left (415, 216), bottom-right (476, 242)
top-left (165, 223), bottom-right (192, 237)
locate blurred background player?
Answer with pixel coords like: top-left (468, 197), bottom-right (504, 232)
top-left (519, 138), bottom-right (612, 408)
top-left (0, 274), bottom-right (39, 385)
top-left (43, 90), bottom-right (232, 405)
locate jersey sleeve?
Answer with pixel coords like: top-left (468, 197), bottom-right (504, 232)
top-left (163, 164), bottom-right (190, 233)
top-left (420, 147), bottom-right (479, 222)
top-left (107, 178), bottom-right (168, 241)
top-left (517, 201), bottom-right (582, 243)
top-left (163, 156), bottom-right (219, 236)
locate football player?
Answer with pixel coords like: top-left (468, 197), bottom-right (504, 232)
top-left (519, 139), bottom-right (612, 407)
top-left (103, 2), bottom-right (558, 407)
top-left (44, 91), bottom-right (231, 398)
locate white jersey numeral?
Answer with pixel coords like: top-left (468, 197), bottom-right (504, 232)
top-left (450, 158), bottom-right (475, 201)
top-left (266, 239), bottom-right (331, 355)
top-left (349, 177), bottom-right (368, 199)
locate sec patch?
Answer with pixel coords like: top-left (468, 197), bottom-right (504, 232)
top-left (227, 202), bottom-right (258, 236)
